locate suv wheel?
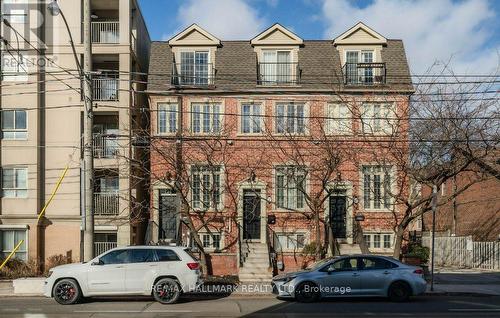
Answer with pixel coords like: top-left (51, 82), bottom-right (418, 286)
top-left (388, 281), bottom-right (411, 302)
top-left (153, 278), bottom-right (181, 304)
top-left (295, 282), bottom-right (320, 303)
top-left (53, 278), bottom-right (82, 305)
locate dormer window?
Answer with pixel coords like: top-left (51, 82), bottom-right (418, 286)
top-left (168, 24), bottom-right (220, 87)
top-left (251, 24), bottom-right (303, 86)
top-left (258, 50), bottom-right (298, 85)
top-left (333, 22), bottom-right (388, 86)
top-left (174, 51), bottom-right (213, 86)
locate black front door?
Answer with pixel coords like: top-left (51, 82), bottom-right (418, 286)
top-left (243, 190), bottom-right (261, 240)
top-left (329, 194), bottom-right (347, 239)
top-left (159, 190), bottom-right (178, 240)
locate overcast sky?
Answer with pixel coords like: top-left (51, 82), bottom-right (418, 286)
top-left (139, 0), bottom-right (500, 74)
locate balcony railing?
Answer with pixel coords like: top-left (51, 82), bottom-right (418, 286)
top-left (93, 75), bottom-right (119, 101)
top-left (94, 241), bottom-right (117, 256)
top-left (343, 62), bottom-right (386, 85)
top-left (93, 134), bottom-right (119, 158)
top-left (92, 21), bottom-right (119, 44)
top-left (171, 63), bottom-right (215, 86)
top-left (94, 192), bottom-right (119, 216)
top-left (258, 62), bottom-right (300, 85)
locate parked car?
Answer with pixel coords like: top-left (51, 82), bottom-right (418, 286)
top-left (44, 246), bottom-right (202, 305)
top-left (272, 255), bottom-right (427, 302)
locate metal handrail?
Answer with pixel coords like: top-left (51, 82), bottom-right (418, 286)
top-left (171, 63), bottom-right (215, 86)
top-left (258, 62), bottom-right (300, 85)
top-left (342, 62), bottom-right (386, 85)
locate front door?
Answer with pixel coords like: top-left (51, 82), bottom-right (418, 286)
top-left (159, 189), bottom-right (178, 241)
top-left (243, 190), bottom-right (261, 240)
top-left (329, 194), bottom-right (347, 239)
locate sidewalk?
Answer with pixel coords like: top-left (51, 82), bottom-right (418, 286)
top-left (427, 268), bottom-right (500, 296)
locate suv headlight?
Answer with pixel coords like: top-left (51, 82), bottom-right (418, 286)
top-left (47, 270), bottom-right (54, 278)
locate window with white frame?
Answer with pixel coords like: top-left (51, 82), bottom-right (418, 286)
top-left (2, 110), bottom-right (27, 140)
top-left (179, 51), bottom-right (210, 85)
top-left (275, 166), bottom-right (306, 210)
top-left (1, 52), bottom-right (29, 82)
top-left (2, 167), bottom-right (28, 198)
top-left (260, 50), bottom-right (295, 85)
top-left (0, 229), bottom-right (27, 261)
top-left (191, 165), bottom-right (222, 210)
top-left (158, 104), bottom-right (177, 134)
top-left (191, 104), bottom-right (222, 134)
top-left (241, 103), bottom-right (262, 134)
top-left (326, 103), bottom-right (351, 134)
top-left (200, 232), bottom-right (222, 250)
top-left (276, 103), bottom-right (306, 134)
top-left (363, 232), bottom-right (393, 249)
top-left (361, 103), bottom-right (395, 134)
top-left (275, 232), bottom-right (306, 251)
top-left (362, 165), bottom-right (392, 210)
top-left (345, 50), bottom-right (375, 84)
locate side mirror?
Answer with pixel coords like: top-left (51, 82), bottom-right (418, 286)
top-left (327, 267), bottom-right (335, 274)
top-left (91, 258), bottom-right (103, 266)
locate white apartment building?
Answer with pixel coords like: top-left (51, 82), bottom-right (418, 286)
top-left (0, 0), bottom-right (150, 265)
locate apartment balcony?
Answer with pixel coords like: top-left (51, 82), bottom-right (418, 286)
top-left (91, 21), bottom-right (119, 44)
top-left (92, 74), bottom-right (119, 101)
top-left (257, 62), bottom-right (300, 86)
top-left (94, 241), bottom-right (117, 255)
top-left (343, 62), bottom-right (386, 85)
top-left (94, 192), bottom-right (119, 216)
top-left (171, 63), bottom-right (215, 87)
top-left (93, 134), bottom-right (119, 159)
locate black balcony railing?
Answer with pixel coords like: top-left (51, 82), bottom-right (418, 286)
top-left (343, 62), bottom-right (386, 85)
top-left (171, 63), bottom-right (215, 86)
top-left (258, 62), bottom-right (300, 85)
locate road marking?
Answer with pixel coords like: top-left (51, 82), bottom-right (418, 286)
top-left (449, 309), bottom-right (500, 312)
top-left (74, 310), bottom-right (194, 313)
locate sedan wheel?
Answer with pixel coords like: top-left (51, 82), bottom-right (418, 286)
top-left (153, 278), bottom-right (181, 304)
top-left (388, 281), bottom-right (411, 302)
top-left (53, 279), bottom-right (81, 305)
top-left (295, 282), bottom-right (320, 303)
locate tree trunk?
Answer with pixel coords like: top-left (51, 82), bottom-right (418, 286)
top-left (354, 221), bottom-right (370, 254)
top-left (392, 225), bottom-right (405, 259)
top-left (314, 210), bottom-right (322, 260)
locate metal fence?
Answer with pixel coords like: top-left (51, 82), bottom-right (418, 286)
top-left (94, 242), bottom-right (117, 256)
top-left (424, 235), bottom-right (500, 270)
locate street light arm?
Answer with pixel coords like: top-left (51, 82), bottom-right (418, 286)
top-left (57, 10), bottom-right (83, 77)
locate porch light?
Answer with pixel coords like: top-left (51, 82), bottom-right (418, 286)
top-left (47, 0), bottom-right (61, 16)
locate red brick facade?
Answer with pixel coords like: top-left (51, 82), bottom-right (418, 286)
top-left (149, 94), bottom-right (410, 275)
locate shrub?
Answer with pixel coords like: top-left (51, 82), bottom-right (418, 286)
top-left (44, 254), bottom-right (70, 275)
top-left (406, 245), bottom-right (430, 264)
top-left (0, 258), bottom-right (38, 279)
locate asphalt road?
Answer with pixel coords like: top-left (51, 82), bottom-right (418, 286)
top-left (0, 295), bottom-right (499, 317)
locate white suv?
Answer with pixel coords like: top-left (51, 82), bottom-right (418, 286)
top-left (44, 246), bottom-right (202, 305)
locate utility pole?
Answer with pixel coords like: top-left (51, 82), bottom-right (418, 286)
top-left (430, 184), bottom-right (437, 291)
top-left (82, 0), bottom-right (94, 261)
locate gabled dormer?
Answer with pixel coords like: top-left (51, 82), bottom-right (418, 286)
top-left (168, 24), bottom-right (221, 87)
top-left (251, 24), bottom-right (303, 86)
top-left (334, 22), bottom-right (387, 86)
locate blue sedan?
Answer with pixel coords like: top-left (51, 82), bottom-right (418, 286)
top-left (272, 255), bottom-right (427, 302)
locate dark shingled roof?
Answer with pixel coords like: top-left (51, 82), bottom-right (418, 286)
top-left (147, 39), bottom-right (413, 93)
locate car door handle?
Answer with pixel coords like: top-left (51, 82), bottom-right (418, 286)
top-left (149, 264), bottom-right (158, 267)
top-left (383, 271), bottom-right (391, 275)
top-left (352, 273), bottom-right (359, 277)
top-left (115, 266), bottom-right (124, 269)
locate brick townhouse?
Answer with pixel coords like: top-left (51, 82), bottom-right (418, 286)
top-left (422, 152), bottom-right (500, 242)
top-left (146, 23), bottom-right (414, 279)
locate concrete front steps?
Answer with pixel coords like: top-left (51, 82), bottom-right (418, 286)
top-left (239, 242), bottom-right (273, 283)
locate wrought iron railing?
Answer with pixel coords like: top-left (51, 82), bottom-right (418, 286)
top-left (94, 241), bottom-right (117, 255)
top-left (94, 192), bottom-right (119, 216)
top-left (343, 62), bottom-right (386, 85)
top-left (258, 62), bottom-right (300, 85)
top-left (171, 63), bottom-right (215, 86)
top-left (93, 134), bottom-right (119, 158)
top-left (91, 21), bottom-right (119, 44)
top-left (92, 74), bottom-right (119, 101)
